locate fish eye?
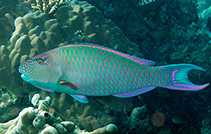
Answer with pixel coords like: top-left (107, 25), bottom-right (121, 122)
top-left (37, 60), bottom-right (43, 65)
top-left (35, 57), bottom-right (49, 65)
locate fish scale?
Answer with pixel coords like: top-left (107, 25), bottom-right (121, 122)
top-left (63, 46), bottom-right (168, 95)
top-left (18, 43), bottom-right (209, 103)
top-left (61, 46), bottom-right (138, 95)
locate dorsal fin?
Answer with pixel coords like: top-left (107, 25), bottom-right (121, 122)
top-left (124, 55), bottom-right (155, 66)
top-left (63, 43), bottom-right (155, 66)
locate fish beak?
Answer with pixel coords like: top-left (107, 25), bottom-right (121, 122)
top-left (21, 74), bottom-right (26, 77)
top-left (21, 74), bottom-right (30, 82)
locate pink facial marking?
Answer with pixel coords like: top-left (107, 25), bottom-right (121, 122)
top-left (43, 60), bottom-right (48, 64)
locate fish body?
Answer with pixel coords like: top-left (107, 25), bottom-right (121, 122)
top-left (18, 44), bottom-right (209, 103)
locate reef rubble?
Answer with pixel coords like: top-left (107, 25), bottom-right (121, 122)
top-left (0, 94), bottom-right (118, 134)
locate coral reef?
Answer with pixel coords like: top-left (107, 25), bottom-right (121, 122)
top-left (0, 87), bottom-right (32, 123)
top-left (1, 93), bottom-right (166, 134)
top-left (86, 1), bottom-right (211, 133)
top-left (0, 94), bottom-right (118, 134)
top-left (0, 0), bottom-right (142, 132)
top-left (0, 0), bottom-right (142, 96)
top-left (53, 0), bottom-right (141, 55)
top-left (87, 0), bottom-right (210, 74)
top-left (0, 11), bottom-right (70, 95)
top-left (197, 0), bottom-right (211, 31)
top-left (27, 0), bottom-right (71, 14)
top-left (0, 88), bottom-right (17, 122)
top-left (0, 0), bottom-right (210, 133)
top-left (201, 116), bottom-right (211, 134)
top-left (42, 92), bottom-right (134, 131)
top-left (137, 0), bottom-right (156, 6)
top-left (0, 0), bottom-right (18, 17)
top-left (197, 0), bottom-right (211, 20)
top-left (0, 13), bottom-right (14, 44)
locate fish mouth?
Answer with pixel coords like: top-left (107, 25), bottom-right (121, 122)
top-left (21, 74), bottom-right (30, 82)
top-left (21, 74), bottom-right (26, 77)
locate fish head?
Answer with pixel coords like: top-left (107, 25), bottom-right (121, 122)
top-left (18, 53), bottom-right (62, 92)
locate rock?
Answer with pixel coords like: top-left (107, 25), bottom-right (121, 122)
top-left (0, 94), bottom-right (118, 134)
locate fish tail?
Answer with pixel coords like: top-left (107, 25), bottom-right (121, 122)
top-left (161, 64), bottom-right (209, 91)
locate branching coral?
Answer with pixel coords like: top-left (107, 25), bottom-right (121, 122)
top-left (26, 0), bottom-right (70, 14)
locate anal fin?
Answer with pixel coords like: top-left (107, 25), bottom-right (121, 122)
top-left (113, 87), bottom-right (155, 98)
top-left (69, 94), bottom-right (89, 103)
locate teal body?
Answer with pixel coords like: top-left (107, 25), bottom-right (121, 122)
top-left (18, 44), bottom-right (209, 103)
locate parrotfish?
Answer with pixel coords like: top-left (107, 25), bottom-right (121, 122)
top-left (18, 44), bottom-right (209, 103)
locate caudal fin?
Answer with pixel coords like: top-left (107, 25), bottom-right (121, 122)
top-left (161, 64), bottom-right (209, 91)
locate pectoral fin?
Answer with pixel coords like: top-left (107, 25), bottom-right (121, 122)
top-left (59, 80), bottom-right (79, 90)
top-left (69, 94), bottom-right (89, 103)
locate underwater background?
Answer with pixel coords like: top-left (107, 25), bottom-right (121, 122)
top-left (0, 0), bottom-right (211, 133)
